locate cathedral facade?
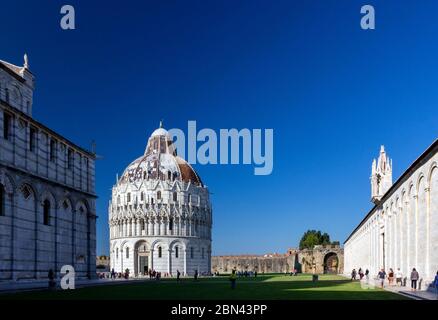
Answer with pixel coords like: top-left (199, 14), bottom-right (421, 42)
top-left (0, 56), bottom-right (97, 281)
top-left (109, 124), bottom-right (212, 276)
top-left (344, 142), bottom-right (438, 287)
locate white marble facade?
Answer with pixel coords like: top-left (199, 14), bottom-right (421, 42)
top-left (109, 124), bottom-right (212, 276)
top-left (0, 56), bottom-right (97, 281)
top-left (344, 142), bottom-right (438, 287)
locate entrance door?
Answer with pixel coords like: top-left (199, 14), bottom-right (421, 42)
top-left (139, 256), bottom-right (148, 275)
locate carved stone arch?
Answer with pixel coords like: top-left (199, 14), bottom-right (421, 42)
top-left (40, 188), bottom-right (57, 208)
top-left (75, 199), bottom-right (89, 214)
top-left (408, 182), bottom-right (415, 198)
top-left (111, 241), bottom-right (118, 251)
top-left (0, 170), bottom-right (15, 194)
top-left (10, 82), bottom-right (23, 105)
top-left (120, 240), bottom-right (130, 251)
top-left (169, 239), bottom-right (186, 251)
top-left (59, 197), bottom-right (73, 212)
top-left (18, 181), bottom-right (37, 201)
top-left (151, 239), bottom-right (166, 251)
top-left (417, 173), bottom-right (426, 191)
top-left (427, 162), bottom-right (438, 185)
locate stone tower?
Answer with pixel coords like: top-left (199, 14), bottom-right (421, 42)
top-left (371, 145), bottom-right (393, 204)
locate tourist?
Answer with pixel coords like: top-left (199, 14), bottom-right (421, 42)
top-left (194, 269), bottom-right (199, 281)
top-left (254, 271), bottom-right (258, 278)
top-left (377, 268), bottom-right (386, 288)
top-left (351, 269), bottom-right (357, 281)
top-left (358, 268), bottom-right (364, 280)
top-left (230, 269), bottom-right (237, 290)
top-left (388, 268), bottom-right (394, 286)
top-left (48, 269), bottom-right (56, 290)
top-left (365, 269), bottom-right (369, 280)
top-left (410, 268), bottom-right (419, 291)
top-left (111, 268), bottom-right (116, 279)
top-left (177, 270), bottom-right (181, 282)
top-left (395, 268), bottom-right (403, 286)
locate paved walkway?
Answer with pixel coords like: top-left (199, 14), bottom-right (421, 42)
top-left (383, 285), bottom-right (438, 300)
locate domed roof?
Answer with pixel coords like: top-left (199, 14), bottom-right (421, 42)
top-left (119, 124), bottom-right (203, 187)
top-left (150, 120), bottom-right (170, 138)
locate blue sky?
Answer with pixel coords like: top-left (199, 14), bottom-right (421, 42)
top-left (1, 0), bottom-right (437, 255)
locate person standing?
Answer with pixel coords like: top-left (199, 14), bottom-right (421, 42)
top-left (48, 269), bottom-right (56, 290)
top-left (111, 268), bottom-right (116, 280)
top-left (395, 268), bottom-right (403, 286)
top-left (410, 268), bottom-right (419, 291)
top-left (365, 269), bottom-right (370, 282)
top-left (378, 268), bottom-right (386, 288)
top-left (230, 269), bottom-right (237, 289)
top-left (194, 269), bottom-right (198, 281)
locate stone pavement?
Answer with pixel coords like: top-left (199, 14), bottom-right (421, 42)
top-left (383, 285), bottom-right (438, 300)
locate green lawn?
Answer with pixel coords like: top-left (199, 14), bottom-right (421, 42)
top-left (0, 274), bottom-right (408, 300)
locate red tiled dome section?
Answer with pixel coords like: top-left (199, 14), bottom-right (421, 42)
top-left (175, 156), bottom-right (203, 186)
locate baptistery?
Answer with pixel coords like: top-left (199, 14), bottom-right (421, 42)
top-left (109, 123), bottom-right (212, 276)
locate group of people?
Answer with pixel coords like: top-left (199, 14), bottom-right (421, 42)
top-left (235, 270), bottom-right (258, 277)
top-left (110, 268), bottom-right (130, 279)
top-left (351, 267), bottom-right (438, 292)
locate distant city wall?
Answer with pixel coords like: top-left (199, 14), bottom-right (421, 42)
top-left (212, 245), bottom-right (344, 274)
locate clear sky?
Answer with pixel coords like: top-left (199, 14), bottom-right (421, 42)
top-left (1, 0), bottom-right (437, 256)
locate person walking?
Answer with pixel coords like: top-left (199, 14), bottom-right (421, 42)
top-left (395, 268), bottom-right (403, 286)
top-left (388, 268), bottom-right (394, 286)
top-left (351, 269), bottom-right (357, 281)
top-left (410, 268), bottom-right (419, 291)
top-left (358, 268), bottom-right (363, 280)
top-left (110, 268), bottom-right (116, 280)
top-left (230, 269), bottom-right (237, 290)
top-left (177, 270), bottom-right (181, 282)
top-left (378, 268), bottom-right (386, 288)
top-left (365, 269), bottom-right (370, 282)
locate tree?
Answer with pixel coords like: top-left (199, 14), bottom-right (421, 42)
top-left (299, 230), bottom-right (332, 250)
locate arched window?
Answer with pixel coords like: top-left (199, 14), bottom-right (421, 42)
top-left (0, 184), bottom-right (5, 216)
top-left (157, 191), bottom-right (161, 200)
top-left (140, 192), bottom-right (144, 201)
top-left (167, 171), bottom-right (172, 180)
top-left (202, 247), bottom-right (205, 259)
top-left (3, 112), bottom-right (11, 140)
top-left (175, 246), bottom-right (179, 258)
top-left (173, 192), bottom-right (177, 202)
top-left (151, 197), bottom-right (154, 205)
top-left (169, 218), bottom-right (173, 231)
top-left (126, 247), bottom-right (129, 259)
top-left (116, 248), bottom-right (119, 259)
top-left (5, 88), bottom-right (9, 103)
top-left (43, 200), bottom-right (50, 225)
top-left (127, 193), bottom-right (131, 202)
top-left (190, 247), bottom-right (194, 259)
top-left (158, 246), bottom-right (162, 258)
